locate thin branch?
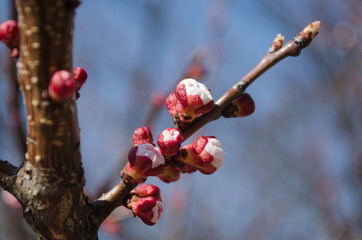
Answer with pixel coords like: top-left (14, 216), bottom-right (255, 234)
top-left (0, 159), bottom-right (19, 192)
top-left (91, 21), bottom-right (320, 223)
top-left (93, 51), bottom-right (206, 199)
top-left (92, 174), bottom-right (137, 225)
top-left (181, 21), bottom-right (320, 141)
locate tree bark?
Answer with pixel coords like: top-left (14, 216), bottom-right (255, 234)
top-left (13, 1), bottom-right (99, 239)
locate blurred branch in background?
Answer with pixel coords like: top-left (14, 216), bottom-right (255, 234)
top-left (4, 0), bottom-right (26, 161)
top-left (0, 1), bottom-right (33, 239)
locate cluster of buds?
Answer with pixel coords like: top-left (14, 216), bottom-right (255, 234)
top-left (0, 20), bottom-right (19, 57)
top-left (222, 93), bottom-right (255, 118)
top-left (123, 143), bottom-right (165, 183)
top-left (132, 126), bottom-right (154, 146)
top-left (180, 136), bottom-right (225, 175)
top-left (127, 184), bottom-right (163, 226)
top-left (167, 78), bottom-right (214, 127)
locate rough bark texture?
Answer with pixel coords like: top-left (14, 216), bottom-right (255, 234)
top-left (14, 162), bottom-right (98, 240)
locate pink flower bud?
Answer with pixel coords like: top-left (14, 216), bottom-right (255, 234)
top-left (223, 93), bottom-right (255, 118)
top-left (233, 93), bottom-right (255, 117)
top-left (73, 67), bottom-right (87, 90)
top-left (132, 126), bottom-right (154, 146)
top-left (175, 78), bottom-right (214, 121)
top-left (131, 184), bottom-right (162, 200)
top-left (125, 143), bottom-right (165, 182)
top-left (158, 166), bottom-right (181, 183)
top-left (183, 136), bottom-right (225, 175)
top-left (0, 20), bottom-right (19, 49)
top-left (166, 93), bottom-right (178, 117)
top-left (157, 127), bottom-right (183, 156)
top-left (128, 185), bottom-right (163, 226)
top-left (49, 70), bottom-right (75, 102)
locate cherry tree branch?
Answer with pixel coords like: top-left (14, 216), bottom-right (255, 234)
top-left (93, 51), bottom-right (206, 199)
top-left (181, 21), bottom-right (320, 141)
top-left (92, 21), bottom-right (320, 221)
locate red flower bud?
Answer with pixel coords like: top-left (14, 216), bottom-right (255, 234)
top-left (132, 126), bottom-right (154, 146)
top-left (157, 127), bottom-right (183, 156)
top-left (131, 184), bottom-right (162, 200)
top-left (166, 93), bottom-right (178, 117)
top-left (233, 93), bottom-right (255, 117)
top-left (124, 143), bottom-right (165, 183)
top-left (49, 70), bottom-right (75, 102)
top-left (175, 78), bottom-right (214, 121)
top-left (0, 20), bottom-right (19, 49)
top-left (158, 166), bottom-right (181, 183)
top-left (128, 185), bottom-right (163, 226)
top-left (183, 136), bottom-right (225, 175)
top-left (73, 67), bottom-right (87, 90)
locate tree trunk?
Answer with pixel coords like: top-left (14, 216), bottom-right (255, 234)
top-left (14, 1), bottom-right (99, 238)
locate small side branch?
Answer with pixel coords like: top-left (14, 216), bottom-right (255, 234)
top-left (0, 159), bottom-right (19, 192)
top-left (181, 21), bottom-right (320, 140)
top-left (92, 174), bottom-right (137, 225)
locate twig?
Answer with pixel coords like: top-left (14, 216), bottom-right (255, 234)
top-left (92, 175), bottom-right (137, 225)
top-left (181, 21), bottom-right (320, 141)
top-left (92, 21), bottom-right (320, 221)
top-left (92, 51), bottom-right (206, 199)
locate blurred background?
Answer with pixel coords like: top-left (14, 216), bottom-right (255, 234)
top-left (0, 0), bottom-right (361, 239)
